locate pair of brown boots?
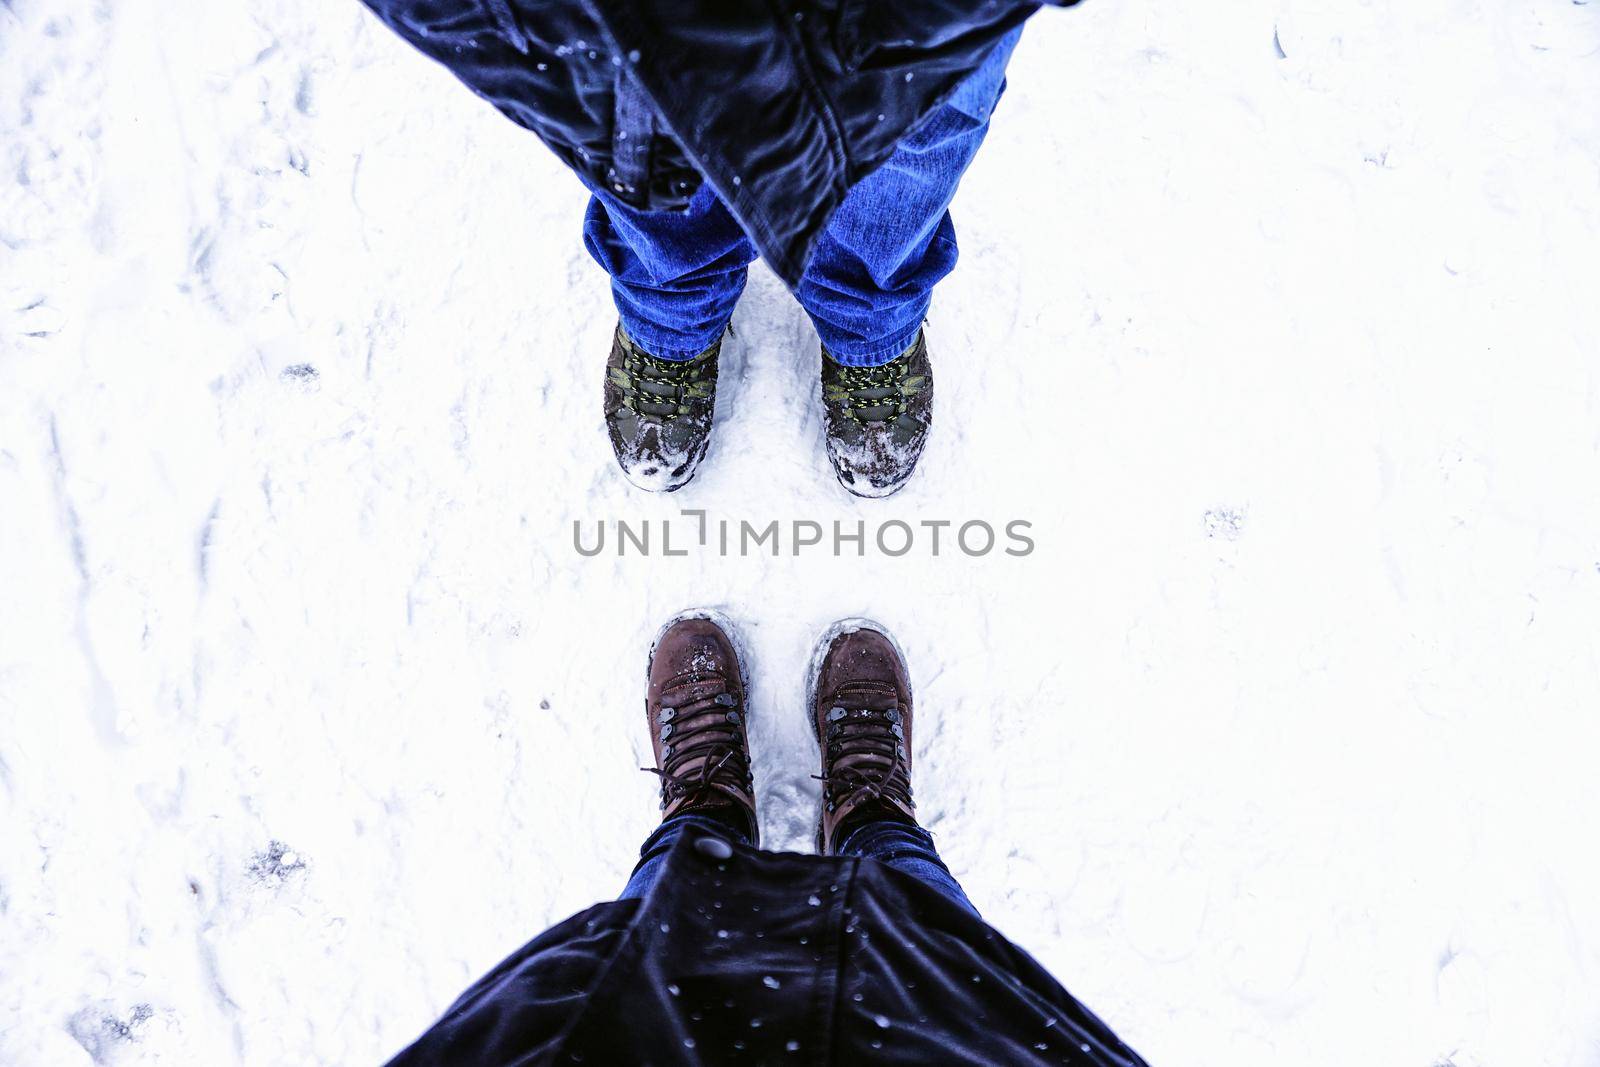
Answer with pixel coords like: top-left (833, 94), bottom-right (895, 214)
top-left (644, 614), bottom-right (917, 852)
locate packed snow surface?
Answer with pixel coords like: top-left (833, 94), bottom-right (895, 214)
top-left (3, 0), bottom-right (1599, 1064)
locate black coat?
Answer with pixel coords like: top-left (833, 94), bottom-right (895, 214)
top-left (384, 828), bottom-right (1148, 1065)
top-left (359, 0), bottom-right (1078, 285)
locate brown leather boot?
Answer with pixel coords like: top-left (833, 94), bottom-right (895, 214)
top-left (808, 620), bottom-right (916, 853)
top-left (644, 613), bottom-right (758, 844)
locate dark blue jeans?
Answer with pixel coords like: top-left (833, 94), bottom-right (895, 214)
top-left (620, 813), bottom-right (980, 919)
top-left (581, 29), bottom-right (1022, 366)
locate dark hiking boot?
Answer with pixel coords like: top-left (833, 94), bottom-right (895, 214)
top-left (604, 325), bottom-right (721, 492)
top-left (808, 620), bottom-right (916, 853)
top-left (644, 614), bottom-right (758, 844)
top-left (820, 331), bottom-right (933, 498)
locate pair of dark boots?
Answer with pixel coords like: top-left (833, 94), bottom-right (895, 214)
top-left (604, 326), bottom-right (934, 498)
top-left (644, 614), bottom-right (917, 852)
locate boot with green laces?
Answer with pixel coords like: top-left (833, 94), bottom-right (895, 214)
top-left (603, 325), bottom-right (721, 492)
top-left (820, 330), bottom-right (933, 498)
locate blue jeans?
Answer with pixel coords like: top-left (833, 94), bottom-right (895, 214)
top-left (581, 29), bottom-right (1022, 367)
top-left (620, 813), bottom-right (980, 919)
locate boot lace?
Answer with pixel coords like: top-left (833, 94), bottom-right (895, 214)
top-left (611, 336), bottom-right (715, 419)
top-left (823, 353), bottom-right (926, 424)
top-left (814, 692), bottom-right (913, 816)
top-left (642, 683), bottom-right (751, 810)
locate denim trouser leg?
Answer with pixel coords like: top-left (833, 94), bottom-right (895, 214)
top-left (795, 28), bottom-right (1021, 367)
top-left (583, 182), bottom-right (758, 361)
top-left (834, 819), bottom-right (981, 918)
top-left (618, 812), bottom-right (754, 901)
top-left (620, 814), bottom-right (979, 920)
top-left (582, 29), bottom-right (1021, 366)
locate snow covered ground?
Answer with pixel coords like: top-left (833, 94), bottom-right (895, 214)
top-left (3, 0), bottom-right (1599, 1063)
